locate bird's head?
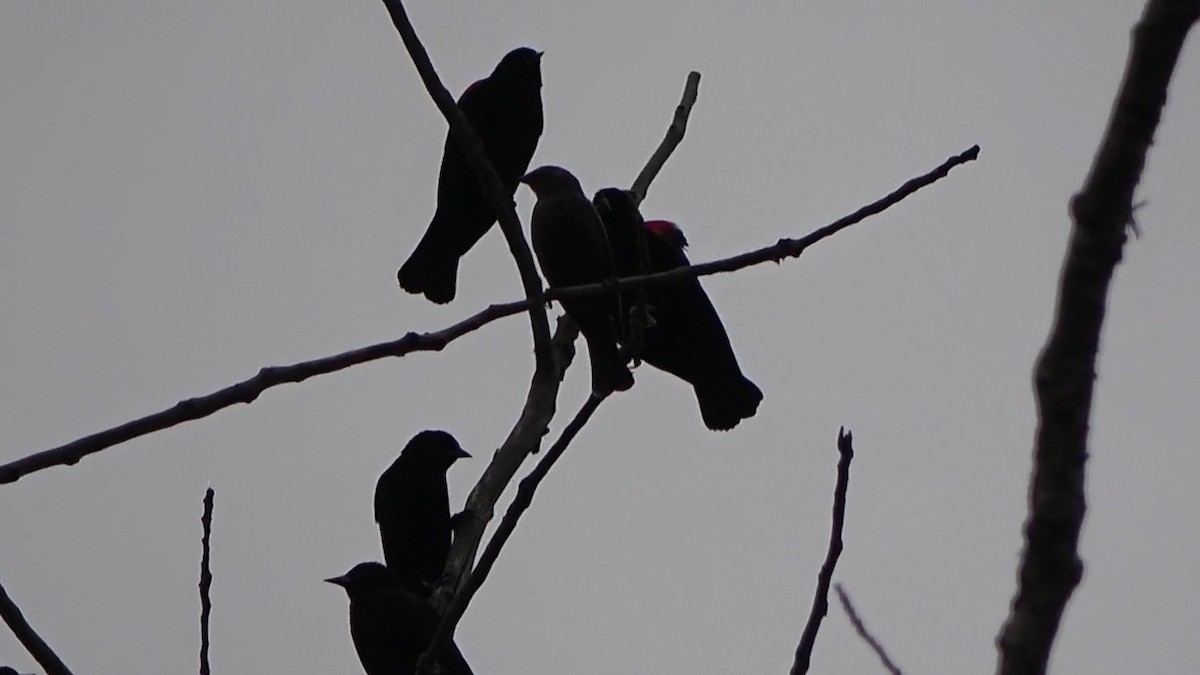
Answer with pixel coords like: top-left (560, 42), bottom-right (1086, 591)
top-left (324, 561), bottom-right (396, 596)
top-left (493, 46), bottom-right (543, 86)
top-left (399, 430), bottom-right (471, 469)
top-left (645, 220), bottom-right (688, 249)
top-left (520, 165), bottom-right (583, 199)
top-left (593, 188), bottom-right (643, 228)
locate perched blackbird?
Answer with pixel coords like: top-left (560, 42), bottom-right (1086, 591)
top-left (375, 430), bottom-right (471, 596)
top-left (326, 562), bottom-right (475, 675)
top-left (593, 188), bottom-right (762, 430)
top-left (522, 166), bottom-right (634, 396)
top-left (398, 47), bottom-right (544, 304)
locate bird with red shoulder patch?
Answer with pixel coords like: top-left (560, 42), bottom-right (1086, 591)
top-left (593, 187), bottom-right (762, 430)
top-left (398, 47), bottom-right (544, 304)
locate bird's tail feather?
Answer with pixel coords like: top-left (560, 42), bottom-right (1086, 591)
top-left (398, 231), bottom-right (459, 305)
top-left (695, 375), bottom-right (763, 431)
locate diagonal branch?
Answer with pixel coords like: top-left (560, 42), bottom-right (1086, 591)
top-left (379, 0), bottom-right (553, 366)
top-left (0, 302), bottom-right (524, 485)
top-left (791, 428), bottom-right (855, 675)
top-left (0, 145), bottom-right (977, 487)
top-left (994, 2), bottom-right (1199, 675)
top-left (630, 71), bottom-right (701, 204)
top-left (0, 577), bottom-right (75, 675)
top-left (434, 316), bottom-right (578, 606)
top-left (836, 584), bottom-right (904, 675)
top-left (418, 393), bottom-right (605, 675)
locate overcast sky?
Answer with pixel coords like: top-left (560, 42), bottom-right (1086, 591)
top-left (2, 2), bottom-right (1198, 674)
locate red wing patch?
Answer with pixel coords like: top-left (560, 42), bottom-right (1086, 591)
top-left (644, 220), bottom-right (688, 249)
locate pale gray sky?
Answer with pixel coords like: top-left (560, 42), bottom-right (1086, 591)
top-left (2, 2), bottom-right (1198, 674)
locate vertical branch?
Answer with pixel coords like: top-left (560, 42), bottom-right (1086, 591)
top-left (0, 578), bottom-right (74, 675)
top-left (199, 487), bottom-right (214, 675)
top-left (791, 428), bottom-right (855, 675)
top-left (995, 2), bottom-right (1199, 675)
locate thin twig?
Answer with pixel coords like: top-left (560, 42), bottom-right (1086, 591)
top-left (835, 584), bottom-right (903, 675)
top-left (994, 2), bottom-right (1198, 674)
top-left (791, 428), bottom-right (855, 675)
top-left (418, 393), bottom-right (605, 675)
top-left (0, 577), bottom-right (74, 675)
top-left (379, 0), bottom-right (552, 365)
top-left (199, 487), bottom-right (214, 675)
top-left (0, 146), bottom-right (978, 487)
top-left (630, 72), bottom-right (701, 203)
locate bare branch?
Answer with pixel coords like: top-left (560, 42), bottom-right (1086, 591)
top-left (378, 0), bottom-right (553, 366)
top-left (0, 146), bottom-right (977, 487)
top-left (0, 301), bottom-right (525, 485)
top-left (835, 584), bottom-right (903, 675)
top-left (630, 71), bottom-right (701, 204)
top-left (419, 393), bottom-right (605, 675)
top-left (435, 316), bottom-right (579, 603)
top-left (0, 577), bottom-right (74, 675)
top-left (791, 428), bottom-right (855, 675)
top-left (994, 3), bottom-right (1199, 675)
top-left (199, 487), bottom-right (214, 675)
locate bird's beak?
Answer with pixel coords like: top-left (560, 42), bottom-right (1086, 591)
top-left (324, 574), bottom-right (349, 588)
top-left (519, 172), bottom-right (532, 186)
top-left (454, 446), bottom-right (472, 460)
top-left (536, 50), bottom-right (545, 59)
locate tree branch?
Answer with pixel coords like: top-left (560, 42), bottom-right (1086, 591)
top-left (994, 3), bottom-right (1198, 675)
top-left (0, 145), bottom-right (977, 487)
top-left (0, 577), bottom-right (74, 675)
top-left (379, 0), bottom-right (553, 366)
top-left (434, 316), bottom-right (579, 606)
top-left (835, 584), bottom-right (903, 675)
top-left (199, 487), bottom-right (214, 675)
top-left (630, 71), bottom-right (701, 204)
top-left (791, 428), bottom-right (855, 675)
top-left (419, 393), bottom-right (605, 675)
top-left (0, 302), bottom-right (524, 485)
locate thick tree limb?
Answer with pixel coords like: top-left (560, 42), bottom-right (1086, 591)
top-left (434, 316), bottom-right (578, 607)
top-left (0, 578), bottom-right (74, 675)
top-left (791, 428), bottom-right (854, 675)
top-left (630, 71), bottom-right (701, 204)
top-left (994, 3), bottom-right (1198, 675)
top-left (379, 0), bottom-right (553, 365)
top-left (0, 145), bottom-right (976, 486)
top-left (835, 584), bottom-right (903, 675)
top-left (199, 487), bottom-right (214, 675)
top-left (418, 393), bottom-right (605, 675)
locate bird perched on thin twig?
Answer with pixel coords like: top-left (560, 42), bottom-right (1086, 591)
top-left (522, 165), bottom-right (634, 396)
top-left (375, 430), bottom-right (471, 597)
top-left (398, 47), bottom-right (544, 304)
top-left (326, 562), bottom-right (475, 675)
top-left (593, 188), bottom-right (762, 429)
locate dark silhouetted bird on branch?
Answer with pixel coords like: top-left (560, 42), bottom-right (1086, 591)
top-left (523, 165), bottom-right (634, 396)
top-left (375, 430), bottom-right (470, 597)
top-left (593, 188), bottom-right (762, 429)
top-left (327, 562), bottom-right (474, 675)
top-left (399, 47), bottom-right (544, 304)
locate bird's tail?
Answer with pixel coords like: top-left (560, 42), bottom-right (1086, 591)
top-left (398, 228), bottom-right (459, 305)
top-left (694, 374), bottom-right (763, 431)
top-left (585, 334), bottom-right (634, 396)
